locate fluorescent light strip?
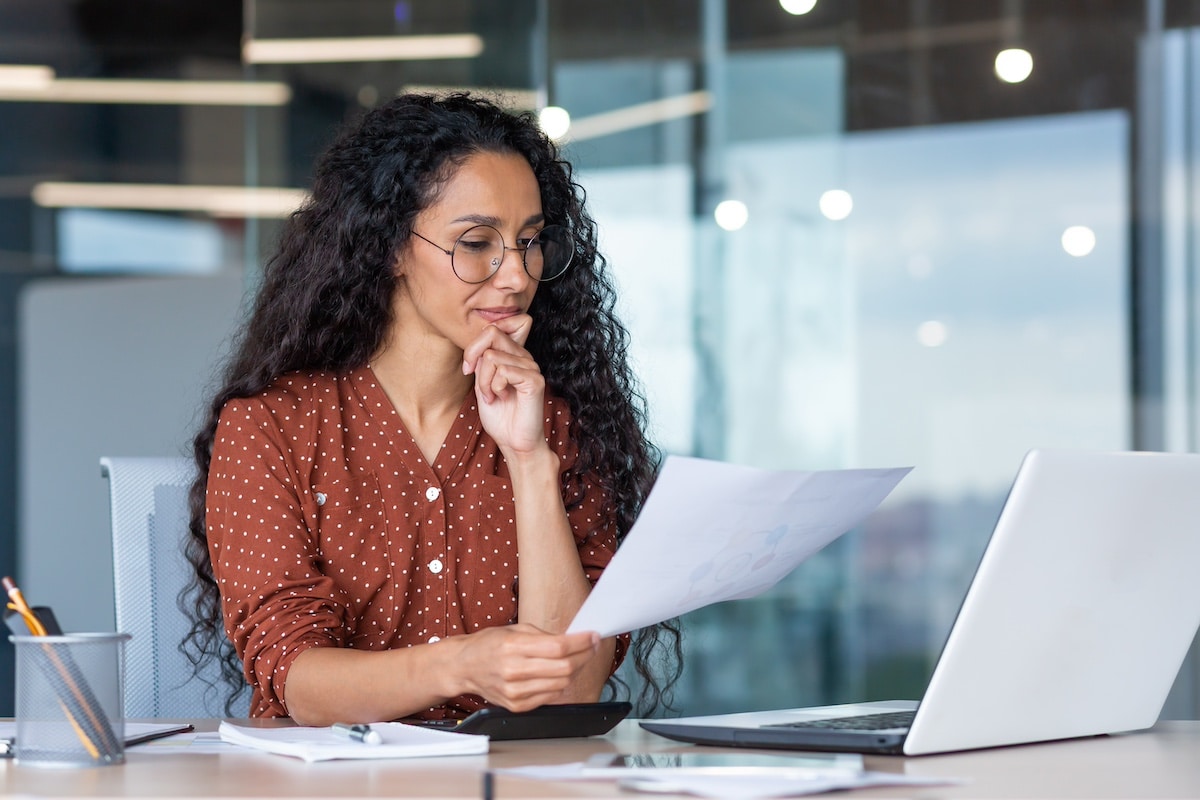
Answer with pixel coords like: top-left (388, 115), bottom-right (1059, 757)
top-left (0, 78), bottom-right (291, 106)
top-left (564, 91), bottom-right (714, 143)
top-left (0, 64), bottom-right (55, 89)
top-left (243, 34), bottom-right (484, 64)
top-left (32, 182), bottom-right (309, 219)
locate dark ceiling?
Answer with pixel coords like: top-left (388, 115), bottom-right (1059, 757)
top-left (9, 0), bottom-right (1191, 133)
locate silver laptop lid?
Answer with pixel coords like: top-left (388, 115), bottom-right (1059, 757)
top-left (905, 449), bottom-right (1200, 754)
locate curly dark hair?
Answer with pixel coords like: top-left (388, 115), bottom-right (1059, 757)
top-left (183, 92), bottom-right (681, 716)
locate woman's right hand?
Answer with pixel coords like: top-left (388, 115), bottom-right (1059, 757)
top-left (446, 624), bottom-right (602, 711)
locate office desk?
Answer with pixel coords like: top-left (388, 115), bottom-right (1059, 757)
top-left (2, 720), bottom-right (1198, 798)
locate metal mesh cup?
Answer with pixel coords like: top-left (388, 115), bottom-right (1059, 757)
top-left (10, 633), bottom-right (131, 767)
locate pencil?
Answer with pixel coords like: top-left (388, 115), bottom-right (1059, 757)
top-left (41, 644), bottom-right (122, 758)
top-left (3, 577), bottom-right (47, 636)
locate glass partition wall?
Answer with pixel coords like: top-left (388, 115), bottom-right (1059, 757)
top-left (242, 0), bottom-right (1198, 716)
top-left (1, 0), bottom-right (1197, 716)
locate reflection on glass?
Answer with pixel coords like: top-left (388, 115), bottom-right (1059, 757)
top-left (538, 105), bottom-right (571, 139)
top-left (1062, 225), bottom-right (1097, 257)
top-left (819, 189), bottom-right (853, 221)
top-left (779, 0), bottom-right (819, 16)
top-left (916, 321), bottom-right (949, 348)
top-left (994, 48), bottom-right (1034, 84)
top-left (713, 199), bottom-right (749, 231)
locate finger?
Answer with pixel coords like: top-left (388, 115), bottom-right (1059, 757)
top-left (495, 686), bottom-right (571, 713)
top-left (559, 631), bottom-right (602, 656)
top-left (489, 628), bottom-right (594, 660)
top-left (471, 348), bottom-right (542, 404)
top-left (490, 313), bottom-right (534, 347)
top-left (498, 631), bottom-right (600, 664)
top-left (471, 631), bottom-right (601, 708)
top-left (481, 362), bottom-right (543, 404)
top-left (462, 323), bottom-right (532, 375)
top-left (472, 355), bottom-right (512, 404)
top-left (495, 659), bottom-right (575, 686)
top-left (461, 327), bottom-right (502, 375)
top-left (492, 652), bottom-right (597, 707)
top-left (531, 631), bottom-right (600, 660)
top-left (474, 347), bottom-right (538, 379)
top-left (467, 346), bottom-right (504, 401)
top-left (492, 666), bottom-right (578, 696)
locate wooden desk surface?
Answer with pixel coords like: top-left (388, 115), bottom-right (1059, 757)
top-left (2, 719), bottom-right (1198, 798)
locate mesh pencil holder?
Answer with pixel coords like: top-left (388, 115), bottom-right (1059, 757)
top-left (10, 632), bottom-right (131, 767)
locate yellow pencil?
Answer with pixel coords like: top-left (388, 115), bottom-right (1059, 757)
top-left (3, 577), bottom-right (47, 636)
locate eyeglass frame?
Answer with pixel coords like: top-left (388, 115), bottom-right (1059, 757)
top-left (409, 224), bottom-right (574, 284)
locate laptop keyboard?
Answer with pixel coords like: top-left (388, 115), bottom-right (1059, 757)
top-left (764, 710), bottom-right (916, 731)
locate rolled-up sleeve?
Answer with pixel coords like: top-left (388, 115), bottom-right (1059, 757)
top-left (207, 396), bottom-right (350, 716)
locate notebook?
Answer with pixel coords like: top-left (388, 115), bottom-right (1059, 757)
top-left (642, 449), bottom-right (1200, 756)
top-left (218, 720), bottom-right (488, 762)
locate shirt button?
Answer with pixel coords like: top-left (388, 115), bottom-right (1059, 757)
top-left (428, 636), bottom-right (441, 644)
top-left (428, 559), bottom-right (444, 574)
top-left (315, 492), bottom-right (326, 506)
top-left (425, 486), bottom-right (441, 501)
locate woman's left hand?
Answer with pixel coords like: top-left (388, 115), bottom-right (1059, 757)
top-left (462, 314), bottom-right (547, 456)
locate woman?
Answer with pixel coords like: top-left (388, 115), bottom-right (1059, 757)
top-left (183, 93), bottom-right (678, 724)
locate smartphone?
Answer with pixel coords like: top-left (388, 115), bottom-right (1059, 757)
top-left (406, 701), bottom-right (631, 740)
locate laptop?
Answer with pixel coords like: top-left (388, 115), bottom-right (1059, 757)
top-left (641, 449), bottom-right (1200, 755)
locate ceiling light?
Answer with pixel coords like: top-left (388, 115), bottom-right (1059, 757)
top-left (1061, 226), bottom-right (1096, 257)
top-left (994, 48), bottom-right (1033, 83)
top-left (0, 78), bottom-right (291, 106)
top-left (538, 106), bottom-right (571, 140)
top-left (819, 189), bottom-right (853, 221)
top-left (779, 0), bottom-right (819, 15)
top-left (563, 91), bottom-right (712, 143)
top-left (714, 200), bottom-right (749, 231)
top-left (0, 64), bottom-right (55, 89)
top-left (32, 182), bottom-right (308, 219)
top-left (243, 34), bottom-right (484, 64)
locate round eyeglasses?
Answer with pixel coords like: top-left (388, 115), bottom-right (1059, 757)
top-left (411, 224), bottom-right (575, 284)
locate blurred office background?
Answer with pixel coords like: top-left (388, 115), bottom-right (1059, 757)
top-left (0, 0), bottom-right (1197, 718)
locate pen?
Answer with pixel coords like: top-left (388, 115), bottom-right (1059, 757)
top-left (331, 722), bottom-right (382, 745)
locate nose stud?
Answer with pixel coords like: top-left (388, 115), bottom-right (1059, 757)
top-left (490, 257), bottom-right (501, 267)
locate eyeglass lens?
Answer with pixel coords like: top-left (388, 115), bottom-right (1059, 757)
top-left (451, 225), bottom-right (573, 283)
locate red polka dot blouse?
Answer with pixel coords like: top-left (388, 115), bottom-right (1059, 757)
top-left (206, 365), bottom-right (627, 718)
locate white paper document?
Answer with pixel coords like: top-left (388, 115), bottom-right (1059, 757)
top-left (499, 760), bottom-right (956, 800)
top-left (614, 771), bottom-right (957, 798)
top-left (568, 456), bottom-right (911, 637)
top-left (218, 721), bottom-right (488, 762)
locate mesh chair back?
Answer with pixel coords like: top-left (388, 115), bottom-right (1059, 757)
top-left (103, 456), bottom-right (246, 717)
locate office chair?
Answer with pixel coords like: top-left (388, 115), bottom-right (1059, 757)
top-left (102, 456), bottom-right (247, 718)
